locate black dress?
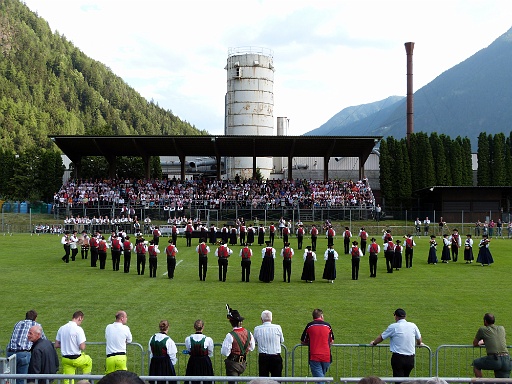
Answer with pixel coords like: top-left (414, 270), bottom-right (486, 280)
top-left (322, 249), bottom-right (336, 280)
top-left (149, 333), bottom-right (176, 384)
top-left (259, 247), bottom-right (275, 282)
top-left (185, 334), bottom-right (214, 384)
top-left (301, 251), bottom-right (316, 281)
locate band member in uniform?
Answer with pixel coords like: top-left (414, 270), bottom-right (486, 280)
top-left (61, 231), bottom-right (71, 263)
top-left (229, 226), bottom-right (238, 246)
top-left (221, 224), bottom-right (229, 244)
top-left (343, 227), bottom-right (352, 255)
top-left (239, 243), bottom-right (252, 282)
top-left (135, 236), bottom-right (148, 275)
top-left (89, 231), bottom-right (99, 267)
top-left (209, 224), bottom-right (218, 245)
top-left (322, 243), bottom-right (338, 283)
top-left (98, 235), bottom-right (109, 269)
top-left (257, 224), bottom-right (266, 246)
top-left (166, 240), bottom-right (178, 279)
top-left (464, 234), bottom-right (474, 263)
top-left (148, 240), bottom-right (160, 278)
top-left (441, 233), bottom-right (451, 263)
top-left (171, 224), bottom-right (178, 245)
top-left (268, 222), bottom-right (276, 246)
top-left (296, 224), bottom-right (305, 250)
top-left (282, 225), bottom-right (290, 245)
top-left (310, 224), bottom-right (319, 251)
top-left (394, 239), bottom-right (402, 270)
top-left (326, 226), bottom-right (335, 247)
top-left (185, 220), bottom-right (194, 247)
top-left (122, 235), bottom-right (133, 273)
top-left (196, 238), bottom-right (210, 281)
top-left (477, 235), bottom-right (493, 266)
top-left (367, 237), bottom-right (380, 278)
top-left (351, 240), bottom-right (363, 280)
top-left (239, 222), bottom-right (246, 246)
top-left (404, 234), bottom-right (416, 268)
top-left (281, 242), bottom-right (294, 283)
top-left (69, 230), bottom-right (79, 261)
top-left (259, 241), bottom-right (276, 283)
top-left (184, 319), bottom-right (214, 384)
top-left (246, 224), bottom-right (255, 246)
top-left (427, 235), bottom-right (438, 265)
top-left (152, 226), bottom-right (161, 246)
top-left (80, 230), bottom-right (90, 259)
top-left (216, 241), bottom-right (233, 282)
top-left (148, 320), bottom-right (177, 382)
top-left (301, 246), bottom-right (316, 283)
top-left (358, 227), bottom-right (368, 255)
top-left (110, 233), bottom-right (122, 271)
top-left (383, 236), bottom-right (395, 273)
top-left (450, 228), bottom-right (462, 262)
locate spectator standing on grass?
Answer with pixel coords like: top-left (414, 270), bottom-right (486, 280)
top-left (472, 312), bottom-right (511, 378)
top-left (8, 310), bottom-right (46, 384)
top-left (369, 308), bottom-right (423, 380)
top-left (184, 319), bottom-right (214, 384)
top-left (27, 325), bottom-right (59, 384)
top-left (105, 310), bottom-right (132, 374)
top-left (55, 310), bottom-right (93, 384)
top-left (148, 320), bottom-right (177, 384)
top-left (253, 310), bottom-right (284, 378)
top-left (221, 306), bottom-right (255, 376)
top-left (300, 309), bottom-right (334, 384)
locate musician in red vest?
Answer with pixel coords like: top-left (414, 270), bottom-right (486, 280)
top-left (185, 221), bottom-right (194, 247)
top-left (209, 224), bottom-right (218, 245)
top-left (358, 227), bottom-right (368, 255)
top-left (257, 224), bottom-right (266, 246)
top-left (343, 227), bottom-right (352, 255)
top-left (281, 242), bottom-right (294, 283)
top-left (152, 226), bottom-right (161, 246)
top-left (259, 241), bottom-right (276, 283)
top-left (350, 240), bottom-right (363, 280)
top-left (282, 226), bottom-right (290, 245)
top-left (171, 224), bottom-right (178, 245)
top-left (98, 236), bottom-right (109, 270)
top-left (326, 226), bottom-right (335, 247)
top-left (450, 228), bottom-right (462, 262)
top-left (89, 232), bottom-right (99, 267)
top-left (221, 305), bottom-right (255, 376)
top-left (239, 243), bottom-right (252, 282)
top-left (195, 238), bottom-right (210, 281)
top-left (404, 234), bottom-right (416, 268)
top-left (110, 233), bottom-right (122, 271)
top-left (383, 237), bottom-right (395, 273)
top-left (215, 241), bottom-right (233, 282)
top-left (367, 237), bottom-right (380, 278)
top-left (165, 240), bottom-right (179, 279)
top-left (296, 225), bottom-right (305, 250)
top-left (239, 222), bottom-right (246, 245)
top-left (310, 224), bottom-right (319, 251)
top-left (268, 223), bottom-right (276, 246)
top-left (148, 239), bottom-right (160, 278)
top-left (122, 235), bottom-right (133, 273)
top-left (135, 236), bottom-right (148, 275)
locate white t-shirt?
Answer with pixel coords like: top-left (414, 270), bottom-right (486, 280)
top-left (56, 321), bottom-right (86, 356)
top-left (105, 322), bottom-right (133, 354)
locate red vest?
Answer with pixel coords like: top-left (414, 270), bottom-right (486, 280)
top-left (405, 238), bottom-right (413, 248)
top-left (395, 245), bottom-right (402, 253)
top-left (123, 240), bottom-right (131, 251)
top-left (370, 243), bottom-right (379, 254)
top-left (218, 246), bottom-right (229, 258)
top-left (311, 228), bottom-right (318, 236)
top-left (112, 238), bottom-right (121, 250)
top-left (153, 229), bottom-right (160, 237)
top-left (344, 230), bottom-right (351, 238)
top-left (328, 229), bottom-right (334, 237)
top-left (283, 228), bottom-right (289, 235)
top-left (283, 248), bottom-right (292, 259)
top-left (172, 226), bottom-right (178, 234)
top-left (136, 243), bottom-right (146, 254)
top-left (90, 237), bottom-right (98, 248)
top-left (270, 225), bottom-right (275, 233)
top-left (298, 228), bottom-right (304, 236)
top-left (166, 245), bottom-right (176, 257)
top-left (148, 245), bottom-right (157, 257)
top-left (360, 231), bottom-right (368, 240)
top-left (198, 243), bottom-right (208, 255)
top-left (387, 241), bottom-right (395, 252)
top-left (241, 248), bottom-right (251, 259)
top-left (98, 241), bottom-right (107, 252)
top-left (351, 247), bottom-right (360, 257)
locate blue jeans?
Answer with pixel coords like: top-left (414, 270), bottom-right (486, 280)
top-left (309, 360), bottom-right (331, 384)
top-left (7, 350), bottom-right (31, 384)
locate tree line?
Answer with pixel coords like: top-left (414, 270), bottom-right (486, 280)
top-left (379, 131), bottom-right (512, 209)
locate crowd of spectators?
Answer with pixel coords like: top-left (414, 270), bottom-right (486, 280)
top-left (53, 177), bottom-right (375, 210)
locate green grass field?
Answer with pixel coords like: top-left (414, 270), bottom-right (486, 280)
top-left (0, 226), bottom-right (510, 378)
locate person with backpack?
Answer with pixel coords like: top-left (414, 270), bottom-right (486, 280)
top-left (221, 306), bottom-right (255, 376)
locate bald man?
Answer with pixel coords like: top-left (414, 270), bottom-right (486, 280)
top-left (105, 311), bottom-right (133, 374)
top-left (27, 325), bottom-right (59, 384)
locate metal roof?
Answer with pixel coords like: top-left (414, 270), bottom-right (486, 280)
top-left (49, 135), bottom-right (381, 164)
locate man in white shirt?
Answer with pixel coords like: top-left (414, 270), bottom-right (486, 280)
top-left (105, 311), bottom-right (132, 374)
top-left (253, 310), bottom-right (284, 377)
top-left (55, 311), bottom-right (92, 384)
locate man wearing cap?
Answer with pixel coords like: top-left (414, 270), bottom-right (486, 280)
top-left (254, 310), bottom-right (284, 377)
top-left (472, 313), bottom-right (511, 378)
top-left (221, 306), bottom-right (255, 376)
top-left (216, 241), bottom-right (233, 282)
top-left (259, 241), bottom-right (276, 283)
top-left (105, 310), bottom-right (132, 374)
top-left (370, 308), bottom-right (423, 379)
top-left (300, 308), bottom-right (334, 384)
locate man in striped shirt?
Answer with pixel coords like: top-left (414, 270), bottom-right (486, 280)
top-left (253, 310), bottom-right (284, 377)
top-left (300, 309), bottom-right (334, 384)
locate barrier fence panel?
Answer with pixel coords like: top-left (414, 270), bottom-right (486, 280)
top-left (435, 345), bottom-right (512, 378)
top-left (84, 341), bottom-right (145, 376)
top-left (292, 344), bottom-right (432, 380)
top-left (0, 355), bottom-right (16, 384)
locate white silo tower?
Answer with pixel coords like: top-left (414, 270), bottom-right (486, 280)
top-left (225, 47), bottom-right (275, 180)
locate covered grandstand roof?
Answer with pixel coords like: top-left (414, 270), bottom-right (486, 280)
top-left (49, 135), bottom-right (381, 164)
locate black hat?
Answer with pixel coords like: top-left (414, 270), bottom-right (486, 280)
top-left (226, 304), bottom-right (244, 321)
top-left (328, 242), bottom-right (334, 247)
top-left (394, 308), bottom-right (406, 318)
top-left (306, 245), bottom-right (312, 250)
top-left (284, 242), bottom-right (290, 246)
top-left (265, 240), bottom-right (271, 245)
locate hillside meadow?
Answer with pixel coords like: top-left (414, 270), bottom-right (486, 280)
top-left (0, 229), bottom-right (510, 378)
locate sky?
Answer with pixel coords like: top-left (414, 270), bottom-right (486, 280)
top-left (23, 0), bottom-right (512, 136)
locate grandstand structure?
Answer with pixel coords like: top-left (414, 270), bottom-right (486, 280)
top-left (49, 135), bottom-right (381, 182)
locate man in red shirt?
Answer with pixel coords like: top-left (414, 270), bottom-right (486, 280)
top-left (300, 309), bottom-right (334, 384)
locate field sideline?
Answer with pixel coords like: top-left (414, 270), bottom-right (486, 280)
top-left (0, 230), bottom-right (510, 376)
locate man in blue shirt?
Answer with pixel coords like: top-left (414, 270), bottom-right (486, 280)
top-left (369, 308), bottom-right (423, 380)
